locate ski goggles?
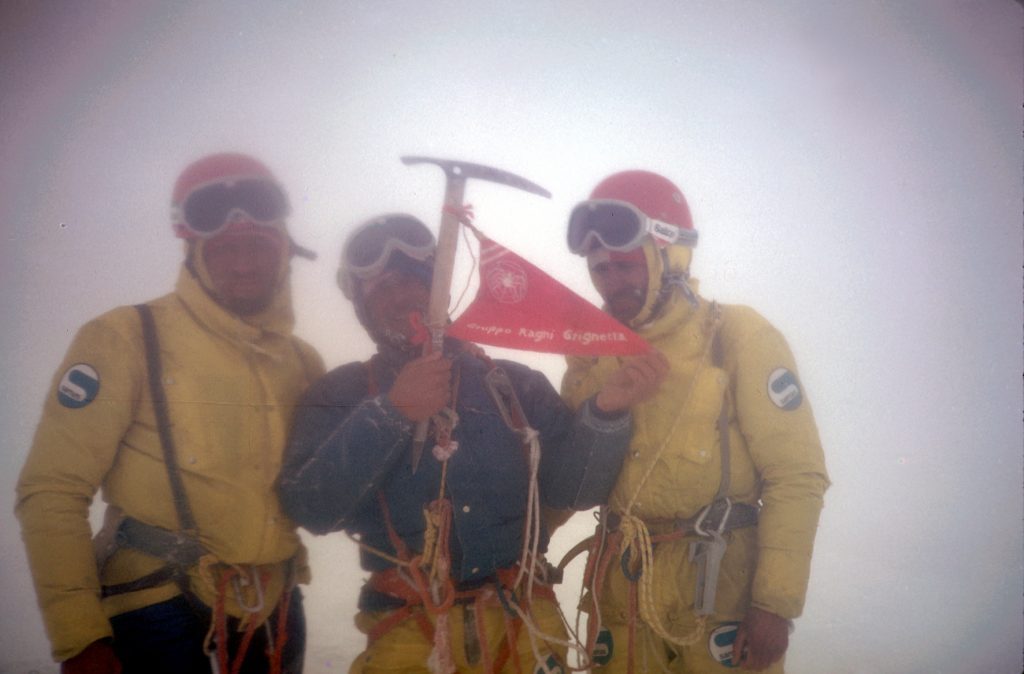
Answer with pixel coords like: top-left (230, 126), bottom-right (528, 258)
top-left (342, 214), bottom-right (436, 281)
top-left (173, 177), bottom-right (290, 239)
top-left (567, 199), bottom-right (698, 255)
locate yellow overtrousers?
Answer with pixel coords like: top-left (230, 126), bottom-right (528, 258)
top-left (349, 594), bottom-right (568, 674)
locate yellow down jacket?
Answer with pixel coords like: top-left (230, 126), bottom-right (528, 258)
top-left (562, 244), bottom-right (829, 631)
top-left (16, 267), bottom-right (323, 661)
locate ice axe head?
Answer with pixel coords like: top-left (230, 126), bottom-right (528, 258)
top-left (400, 156), bottom-right (551, 200)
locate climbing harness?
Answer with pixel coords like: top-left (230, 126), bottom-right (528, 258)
top-left (93, 304), bottom-right (294, 674)
top-left (566, 302), bottom-right (761, 668)
top-left (96, 305), bottom-right (204, 598)
top-left (358, 346), bottom-right (580, 674)
top-left (199, 561), bottom-right (294, 674)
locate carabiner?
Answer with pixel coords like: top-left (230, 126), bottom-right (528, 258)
top-left (230, 566), bottom-right (265, 614)
top-left (693, 497), bottom-right (733, 538)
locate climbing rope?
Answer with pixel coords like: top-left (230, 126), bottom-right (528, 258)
top-left (601, 304), bottom-right (723, 654)
top-left (197, 561), bottom-right (292, 674)
top-left (359, 315), bottom-right (582, 672)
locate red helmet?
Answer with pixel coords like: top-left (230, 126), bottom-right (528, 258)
top-left (171, 153), bottom-right (289, 240)
top-left (172, 152), bottom-right (278, 205)
top-left (589, 170), bottom-right (693, 230)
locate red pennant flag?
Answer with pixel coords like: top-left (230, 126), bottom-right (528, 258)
top-left (448, 235), bottom-right (649, 355)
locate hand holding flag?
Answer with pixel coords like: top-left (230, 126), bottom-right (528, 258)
top-left (594, 350), bottom-right (670, 412)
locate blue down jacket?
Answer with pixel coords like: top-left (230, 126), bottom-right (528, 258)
top-left (277, 341), bottom-right (631, 584)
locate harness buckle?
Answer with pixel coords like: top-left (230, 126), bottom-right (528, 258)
top-left (542, 558), bottom-right (564, 585)
top-left (693, 497), bottom-right (733, 538)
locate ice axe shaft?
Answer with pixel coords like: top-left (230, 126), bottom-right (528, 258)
top-left (401, 156), bottom-right (551, 472)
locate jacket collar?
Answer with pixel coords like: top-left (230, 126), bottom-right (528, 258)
top-left (174, 266), bottom-right (296, 347)
top-left (634, 275), bottom-right (712, 357)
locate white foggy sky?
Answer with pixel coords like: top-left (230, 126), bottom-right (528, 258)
top-left (1, 2), bottom-right (1021, 673)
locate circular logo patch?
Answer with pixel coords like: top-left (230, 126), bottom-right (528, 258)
top-left (486, 260), bottom-right (528, 304)
top-left (767, 367), bottom-right (802, 411)
top-left (57, 363), bottom-right (101, 408)
top-left (708, 621), bottom-right (741, 667)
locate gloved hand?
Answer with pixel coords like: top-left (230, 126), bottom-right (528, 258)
top-left (734, 606), bottom-right (789, 671)
top-left (61, 639), bottom-right (122, 674)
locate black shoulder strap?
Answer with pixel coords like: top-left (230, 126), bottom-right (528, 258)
top-left (715, 390), bottom-right (731, 501)
top-left (135, 304), bottom-right (197, 533)
top-left (711, 307), bottom-right (731, 500)
top-left (711, 307), bottom-right (725, 369)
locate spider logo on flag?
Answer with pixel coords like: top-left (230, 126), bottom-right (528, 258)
top-left (486, 260), bottom-right (528, 304)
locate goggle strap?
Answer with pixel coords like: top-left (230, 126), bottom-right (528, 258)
top-left (648, 219), bottom-right (699, 247)
top-left (290, 239), bottom-right (318, 260)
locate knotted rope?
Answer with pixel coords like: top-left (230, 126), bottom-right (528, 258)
top-left (611, 304), bottom-right (722, 650)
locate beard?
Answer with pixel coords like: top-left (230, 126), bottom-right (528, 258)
top-left (606, 287), bottom-right (645, 323)
top-left (368, 308), bottom-right (429, 352)
top-left (375, 325), bottom-right (418, 350)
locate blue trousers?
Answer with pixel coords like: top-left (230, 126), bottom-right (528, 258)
top-left (109, 589), bottom-right (305, 674)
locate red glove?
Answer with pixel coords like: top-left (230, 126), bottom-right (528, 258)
top-left (733, 607), bottom-right (790, 671)
top-left (61, 639), bottom-right (122, 674)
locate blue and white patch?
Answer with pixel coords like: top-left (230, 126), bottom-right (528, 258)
top-left (767, 367), bottom-right (802, 411)
top-left (57, 363), bottom-right (100, 408)
top-left (708, 621), bottom-right (741, 667)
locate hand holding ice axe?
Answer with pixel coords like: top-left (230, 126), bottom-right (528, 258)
top-left (400, 156), bottom-right (550, 472)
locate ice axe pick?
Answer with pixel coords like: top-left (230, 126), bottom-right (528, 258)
top-left (400, 156), bottom-right (551, 472)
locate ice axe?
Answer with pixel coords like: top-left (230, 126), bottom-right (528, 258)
top-left (401, 155), bottom-right (551, 472)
